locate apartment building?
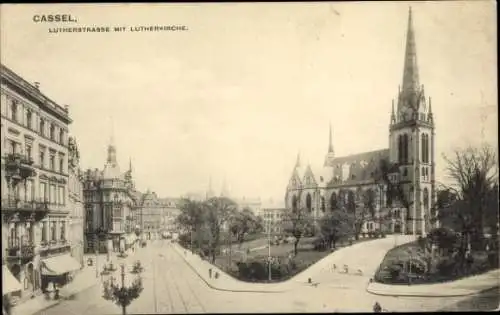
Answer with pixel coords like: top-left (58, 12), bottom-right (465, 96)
top-left (1, 64), bottom-right (80, 301)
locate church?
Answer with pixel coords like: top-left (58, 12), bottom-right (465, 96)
top-left (285, 8), bottom-right (436, 236)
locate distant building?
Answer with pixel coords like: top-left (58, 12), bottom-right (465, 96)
top-left (260, 199), bottom-right (286, 236)
top-left (159, 198), bottom-right (181, 232)
top-left (82, 141), bottom-right (140, 253)
top-left (138, 191), bottom-right (164, 240)
top-left (233, 196), bottom-right (262, 216)
top-left (1, 64), bottom-right (79, 301)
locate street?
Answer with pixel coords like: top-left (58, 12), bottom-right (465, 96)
top-left (34, 239), bottom-right (500, 314)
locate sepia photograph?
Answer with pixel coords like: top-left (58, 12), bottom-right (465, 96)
top-left (0, 1), bottom-right (498, 314)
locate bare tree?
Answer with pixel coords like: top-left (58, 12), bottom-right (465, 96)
top-left (441, 144), bottom-right (498, 251)
top-left (205, 196), bottom-right (238, 263)
top-left (374, 158), bottom-right (414, 232)
top-left (283, 206), bottom-right (314, 256)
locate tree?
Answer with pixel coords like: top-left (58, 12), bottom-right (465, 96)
top-left (374, 158), bottom-right (414, 232)
top-left (282, 207), bottom-right (314, 256)
top-left (319, 209), bottom-right (355, 249)
top-left (441, 145), bottom-right (498, 251)
top-left (205, 197), bottom-right (238, 263)
top-left (229, 208), bottom-right (263, 248)
top-left (175, 198), bottom-right (205, 249)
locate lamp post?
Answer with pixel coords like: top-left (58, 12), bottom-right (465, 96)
top-left (102, 264), bottom-right (143, 315)
top-left (268, 219), bottom-right (272, 281)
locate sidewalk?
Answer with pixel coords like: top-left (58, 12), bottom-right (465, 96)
top-left (173, 235), bottom-right (416, 293)
top-left (172, 243), bottom-right (290, 293)
top-left (11, 249), bottom-right (141, 315)
top-left (366, 269), bottom-right (500, 297)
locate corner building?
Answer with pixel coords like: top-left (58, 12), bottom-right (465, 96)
top-left (285, 8), bottom-right (436, 236)
top-left (1, 64), bottom-right (81, 301)
top-left (83, 141), bottom-right (140, 254)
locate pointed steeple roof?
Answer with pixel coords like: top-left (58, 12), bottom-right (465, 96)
top-left (295, 152), bottom-right (301, 168)
top-left (402, 7), bottom-right (419, 96)
top-left (328, 123), bottom-right (334, 153)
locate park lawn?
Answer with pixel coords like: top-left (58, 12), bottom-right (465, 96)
top-left (374, 240), bottom-right (496, 285)
top-left (214, 237), bottom-right (325, 276)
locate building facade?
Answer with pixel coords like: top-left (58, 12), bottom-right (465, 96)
top-left (67, 136), bottom-right (85, 267)
top-left (138, 191), bottom-right (163, 240)
top-left (159, 198), bottom-right (180, 233)
top-left (285, 9), bottom-right (436, 236)
top-left (82, 142), bottom-right (139, 254)
top-left (1, 64), bottom-right (81, 300)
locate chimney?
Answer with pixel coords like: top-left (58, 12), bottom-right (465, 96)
top-left (34, 82), bottom-right (40, 89)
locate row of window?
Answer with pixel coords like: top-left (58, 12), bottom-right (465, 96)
top-left (8, 180), bottom-right (66, 205)
top-left (5, 139), bottom-right (66, 174)
top-left (8, 220), bottom-right (67, 246)
top-left (8, 98), bottom-right (67, 145)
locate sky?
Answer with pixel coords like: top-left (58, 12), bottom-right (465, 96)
top-left (1, 2), bottom-right (497, 202)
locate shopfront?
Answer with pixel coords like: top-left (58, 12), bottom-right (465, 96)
top-left (40, 254), bottom-right (81, 291)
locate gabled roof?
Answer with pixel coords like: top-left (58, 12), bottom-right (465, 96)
top-left (310, 165), bottom-right (334, 188)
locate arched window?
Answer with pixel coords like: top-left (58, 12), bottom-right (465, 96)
top-left (398, 135), bottom-right (403, 163)
top-left (423, 188), bottom-right (429, 211)
top-left (306, 193), bottom-right (312, 212)
top-left (330, 192), bottom-right (337, 211)
top-left (292, 195), bottom-right (298, 211)
top-left (347, 191), bottom-right (355, 212)
top-left (403, 134), bottom-right (409, 164)
top-left (321, 196), bottom-right (326, 212)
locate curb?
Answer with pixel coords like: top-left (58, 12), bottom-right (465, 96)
top-left (172, 244), bottom-right (287, 294)
top-left (365, 283), bottom-right (484, 298)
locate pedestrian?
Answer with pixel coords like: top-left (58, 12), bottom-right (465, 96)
top-left (373, 302), bottom-right (382, 313)
top-left (209, 268), bottom-right (212, 279)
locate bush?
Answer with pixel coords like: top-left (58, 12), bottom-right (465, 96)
top-left (436, 258), bottom-right (456, 277)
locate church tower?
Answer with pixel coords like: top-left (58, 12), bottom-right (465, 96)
top-left (388, 7), bottom-right (435, 235)
top-left (324, 123), bottom-right (335, 166)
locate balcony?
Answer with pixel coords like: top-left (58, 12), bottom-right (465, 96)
top-left (4, 153), bottom-right (36, 180)
top-left (6, 239), bottom-right (35, 260)
top-left (1, 199), bottom-right (50, 222)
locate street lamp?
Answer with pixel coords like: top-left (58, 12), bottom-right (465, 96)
top-left (102, 264), bottom-right (143, 315)
top-left (268, 218), bottom-right (272, 281)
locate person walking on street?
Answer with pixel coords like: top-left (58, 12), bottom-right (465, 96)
top-left (373, 302), bottom-right (382, 313)
top-left (209, 268), bottom-right (212, 279)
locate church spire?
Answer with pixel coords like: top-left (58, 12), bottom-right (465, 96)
top-left (402, 7), bottom-right (419, 94)
top-left (129, 157), bottom-right (132, 172)
top-left (399, 6), bottom-right (421, 113)
top-left (391, 99), bottom-right (396, 124)
top-left (328, 123), bottom-right (334, 153)
top-left (295, 152), bottom-right (301, 168)
top-left (107, 116), bottom-right (117, 165)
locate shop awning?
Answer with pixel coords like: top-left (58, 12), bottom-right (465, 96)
top-left (2, 265), bottom-right (22, 295)
top-left (41, 254), bottom-right (81, 276)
